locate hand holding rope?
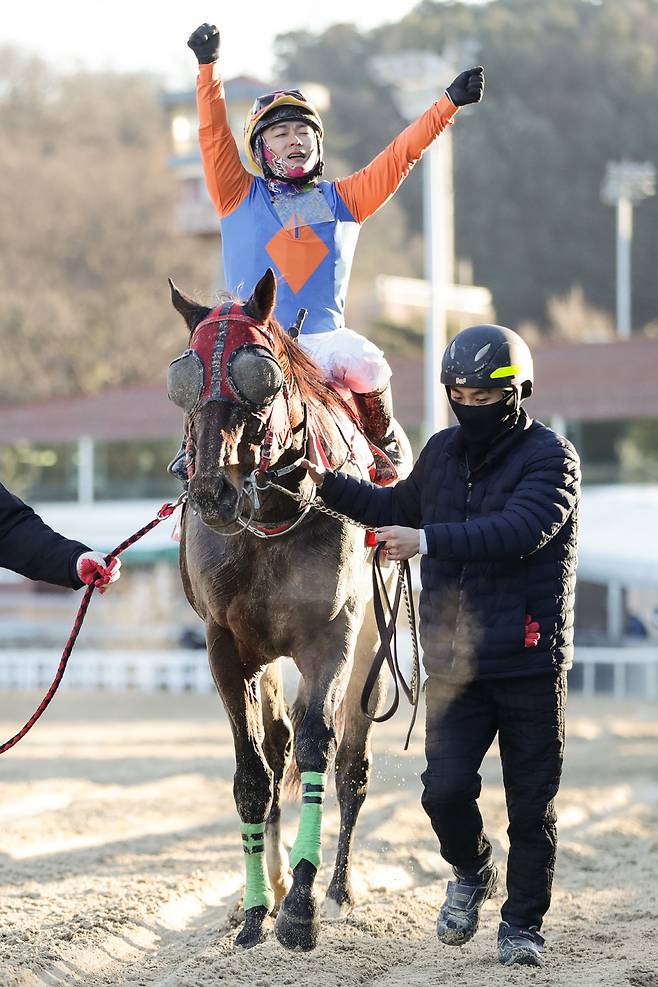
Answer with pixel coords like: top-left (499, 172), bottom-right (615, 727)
top-left (0, 494), bottom-right (186, 755)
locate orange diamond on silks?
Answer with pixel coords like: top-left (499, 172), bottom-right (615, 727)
top-left (265, 214), bottom-right (329, 294)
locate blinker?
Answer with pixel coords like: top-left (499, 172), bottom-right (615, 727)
top-left (227, 345), bottom-right (284, 409)
top-left (167, 349), bottom-right (204, 413)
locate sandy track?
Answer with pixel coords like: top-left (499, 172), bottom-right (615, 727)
top-left (1, 690), bottom-right (657, 986)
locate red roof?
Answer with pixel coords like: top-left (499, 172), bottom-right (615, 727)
top-left (0, 384), bottom-right (182, 443)
top-left (527, 337), bottom-right (658, 421)
top-left (0, 338), bottom-right (656, 444)
top-left (389, 338), bottom-right (658, 426)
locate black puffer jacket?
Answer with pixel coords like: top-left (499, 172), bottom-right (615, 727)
top-left (320, 412), bottom-right (580, 681)
top-left (0, 483), bottom-right (89, 589)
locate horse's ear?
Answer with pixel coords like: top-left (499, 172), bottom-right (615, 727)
top-left (169, 278), bottom-right (211, 333)
top-left (247, 269), bottom-right (277, 323)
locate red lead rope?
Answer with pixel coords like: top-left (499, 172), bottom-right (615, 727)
top-left (0, 499), bottom-right (181, 755)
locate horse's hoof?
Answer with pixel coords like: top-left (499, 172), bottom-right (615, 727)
top-left (324, 879), bottom-right (356, 920)
top-left (274, 893), bottom-right (320, 951)
top-left (323, 894), bottom-right (354, 920)
top-left (235, 905), bottom-right (268, 949)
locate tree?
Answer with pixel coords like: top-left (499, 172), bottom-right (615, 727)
top-left (0, 47), bottom-right (211, 404)
top-left (275, 0), bottom-right (658, 330)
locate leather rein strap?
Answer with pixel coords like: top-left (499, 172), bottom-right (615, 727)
top-left (361, 543), bottom-right (421, 750)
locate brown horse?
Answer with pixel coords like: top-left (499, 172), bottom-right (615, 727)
top-left (167, 268), bottom-right (411, 951)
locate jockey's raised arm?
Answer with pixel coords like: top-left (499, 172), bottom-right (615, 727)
top-left (196, 62), bottom-right (253, 219)
top-left (335, 95), bottom-right (458, 224)
top-left (335, 66), bottom-right (483, 222)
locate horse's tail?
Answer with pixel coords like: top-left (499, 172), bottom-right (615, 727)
top-left (282, 688), bottom-right (346, 802)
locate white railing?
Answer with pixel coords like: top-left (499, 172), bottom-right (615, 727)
top-left (0, 645), bottom-right (656, 699)
top-left (573, 645), bottom-right (658, 699)
top-left (0, 649), bottom-right (214, 694)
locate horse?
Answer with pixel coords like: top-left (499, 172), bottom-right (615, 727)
top-left (167, 267), bottom-right (411, 951)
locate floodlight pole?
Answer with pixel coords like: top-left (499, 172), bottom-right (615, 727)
top-left (370, 46), bottom-right (480, 440)
top-left (615, 196), bottom-right (632, 339)
top-left (422, 133), bottom-right (453, 439)
top-left (601, 161), bottom-right (656, 339)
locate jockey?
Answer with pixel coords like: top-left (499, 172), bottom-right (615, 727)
top-left (176, 22), bottom-right (484, 481)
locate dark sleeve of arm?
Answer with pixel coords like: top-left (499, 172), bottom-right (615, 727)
top-left (319, 441), bottom-right (430, 528)
top-left (0, 484), bottom-right (90, 588)
top-left (424, 444), bottom-right (581, 561)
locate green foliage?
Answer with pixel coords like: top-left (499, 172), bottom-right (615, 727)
top-left (275, 0), bottom-right (658, 329)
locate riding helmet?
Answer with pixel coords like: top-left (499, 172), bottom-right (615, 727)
top-left (441, 325), bottom-right (533, 399)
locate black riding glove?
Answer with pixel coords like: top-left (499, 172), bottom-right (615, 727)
top-left (187, 23), bottom-right (220, 64)
top-left (445, 66), bottom-right (484, 107)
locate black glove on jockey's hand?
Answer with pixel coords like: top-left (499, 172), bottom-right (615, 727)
top-left (187, 23), bottom-right (220, 64)
top-left (446, 66), bottom-right (484, 107)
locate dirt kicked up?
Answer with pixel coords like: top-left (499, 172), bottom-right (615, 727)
top-left (0, 689), bottom-right (657, 987)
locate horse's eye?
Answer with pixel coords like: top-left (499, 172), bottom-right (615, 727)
top-left (167, 350), bottom-right (203, 412)
top-left (227, 345), bottom-right (283, 408)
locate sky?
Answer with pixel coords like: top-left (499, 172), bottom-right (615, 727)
top-left (0, 0), bottom-right (445, 86)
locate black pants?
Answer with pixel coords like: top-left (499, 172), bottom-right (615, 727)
top-left (420, 672), bottom-right (566, 930)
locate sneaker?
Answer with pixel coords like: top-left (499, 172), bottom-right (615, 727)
top-left (497, 922), bottom-right (545, 967)
top-left (436, 860), bottom-right (498, 946)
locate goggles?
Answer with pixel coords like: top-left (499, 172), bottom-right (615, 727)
top-left (250, 89), bottom-right (305, 116)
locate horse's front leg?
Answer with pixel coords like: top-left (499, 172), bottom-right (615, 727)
top-left (326, 606), bottom-right (388, 916)
top-left (207, 623), bottom-right (275, 949)
top-left (274, 630), bottom-right (352, 952)
top-left (260, 660), bottom-right (294, 908)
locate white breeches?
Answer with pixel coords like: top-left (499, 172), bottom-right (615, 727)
top-left (297, 327), bottom-right (392, 395)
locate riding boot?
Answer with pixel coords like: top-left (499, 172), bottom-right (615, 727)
top-left (167, 438), bottom-right (189, 487)
top-left (351, 383), bottom-right (404, 482)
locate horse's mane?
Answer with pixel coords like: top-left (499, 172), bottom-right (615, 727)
top-left (266, 316), bottom-right (348, 418)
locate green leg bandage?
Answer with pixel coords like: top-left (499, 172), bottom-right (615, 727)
top-left (241, 822), bottom-right (275, 913)
top-left (290, 771), bottom-right (327, 871)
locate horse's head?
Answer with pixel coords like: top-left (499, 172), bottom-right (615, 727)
top-left (167, 269), bottom-right (306, 528)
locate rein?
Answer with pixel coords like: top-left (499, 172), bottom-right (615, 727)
top-left (0, 495), bottom-right (185, 755)
top-left (361, 544), bottom-right (421, 751)
top-left (266, 479), bottom-right (422, 746)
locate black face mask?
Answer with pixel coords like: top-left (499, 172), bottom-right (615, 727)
top-left (448, 391), bottom-right (519, 446)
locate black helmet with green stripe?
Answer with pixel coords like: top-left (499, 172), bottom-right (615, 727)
top-left (441, 324), bottom-right (533, 399)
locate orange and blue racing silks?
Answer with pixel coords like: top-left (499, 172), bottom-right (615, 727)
top-left (196, 63), bottom-right (458, 335)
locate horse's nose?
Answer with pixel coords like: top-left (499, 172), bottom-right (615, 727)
top-left (188, 474), bottom-right (238, 526)
top-left (189, 472), bottom-right (223, 504)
